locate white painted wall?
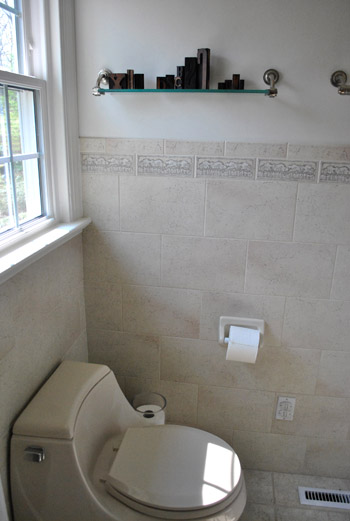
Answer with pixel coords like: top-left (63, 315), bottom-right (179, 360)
top-left (75, 0), bottom-right (350, 143)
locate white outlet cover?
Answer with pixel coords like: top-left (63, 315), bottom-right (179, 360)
top-left (276, 396), bottom-right (296, 421)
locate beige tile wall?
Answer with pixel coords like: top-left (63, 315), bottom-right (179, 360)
top-left (81, 138), bottom-right (350, 478)
top-left (0, 236), bottom-right (88, 511)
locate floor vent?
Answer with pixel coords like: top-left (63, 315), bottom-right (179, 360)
top-left (298, 487), bottom-right (350, 510)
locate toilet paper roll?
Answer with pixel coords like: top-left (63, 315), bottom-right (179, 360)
top-left (225, 325), bottom-right (260, 363)
top-left (136, 404), bottom-right (166, 425)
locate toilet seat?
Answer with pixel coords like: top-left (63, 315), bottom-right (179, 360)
top-left (105, 425), bottom-right (243, 519)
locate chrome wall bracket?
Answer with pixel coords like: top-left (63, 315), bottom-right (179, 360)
top-left (331, 71), bottom-right (350, 95)
top-left (263, 69), bottom-right (279, 98)
top-left (92, 68), bottom-right (113, 96)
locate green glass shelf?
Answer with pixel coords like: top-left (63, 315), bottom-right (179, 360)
top-left (98, 88), bottom-right (270, 95)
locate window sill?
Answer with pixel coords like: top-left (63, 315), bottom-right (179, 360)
top-left (0, 217), bottom-right (91, 285)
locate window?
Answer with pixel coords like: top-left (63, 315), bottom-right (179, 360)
top-left (0, 0), bottom-right (86, 282)
top-left (0, 0), bottom-right (49, 243)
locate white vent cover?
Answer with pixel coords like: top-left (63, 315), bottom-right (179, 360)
top-left (298, 487), bottom-right (350, 510)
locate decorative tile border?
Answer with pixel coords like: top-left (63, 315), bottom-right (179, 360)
top-left (257, 160), bottom-right (317, 182)
top-left (106, 138), bottom-right (164, 155)
top-left (79, 138), bottom-right (350, 184)
top-left (320, 162), bottom-right (350, 183)
top-left (288, 144), bottom-right (350, 162)
top-left (137, 155), bottom-right (193, 177)
top-left (196, 157), bottom-right (255, 178)
top-left (165, 140), bottom-right (224, 156)
top-left (81, 154), bottom-right (134, 175)
top-left (80, 137), bottom-right (106, 153)
top-left (225, 142), bottom-right (287, 159)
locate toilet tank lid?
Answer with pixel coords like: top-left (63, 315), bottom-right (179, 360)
top-left (12, 361), bottom-right (111, 440)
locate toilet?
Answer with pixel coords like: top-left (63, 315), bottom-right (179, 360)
top-left (11, 361), bottom-right (247, 521)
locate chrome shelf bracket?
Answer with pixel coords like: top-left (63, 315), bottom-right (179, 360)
top-left (331, 70), bottom-right (350, 95)
top-left (263, 69), bottom-right (279, 98)
top-left (92, 68), bottom-right (113, 96)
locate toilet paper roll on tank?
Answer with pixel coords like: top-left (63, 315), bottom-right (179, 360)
top-left (219, 316), bottom-right (265, 364)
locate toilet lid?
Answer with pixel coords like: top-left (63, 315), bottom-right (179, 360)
top-left (105, 425), bottom-right (242, 516)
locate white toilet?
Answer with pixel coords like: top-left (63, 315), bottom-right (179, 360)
top-left (11, 361), bottom-right (247, 521)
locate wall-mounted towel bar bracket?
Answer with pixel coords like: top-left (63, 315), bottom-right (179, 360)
top-left (263, 69), bottom-right (279, 98)
top-left (331, 71), bottom-right (350, 95)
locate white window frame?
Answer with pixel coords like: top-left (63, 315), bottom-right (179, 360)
top-left (0, 0), bottom-right (89, 284)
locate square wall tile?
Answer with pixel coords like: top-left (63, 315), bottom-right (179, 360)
top-left (200, 292), bottom-right (285, 346)
top-left (331, 246), bottom-right (350, 300)
top-left (316, 351), bottom-right (350, 397)
top-left (244, 470), bottom-right (274, 505)
top-left (103, 232), bottom-right (161, 285)
top-left (304, 439), bottom-right (350, 478)
top-left (82, 174), bottom-right (119, 231)
top-left (294, 184), bottom-right (350, 244)
top-left (84, 283), bottom-right (123, 331)
top-left (245, 241), bottom-right (336, 298)
top-left (283, 298), bottom-right (350, 350)
top-left (160, 337), bottom-right (236, 388)
top-left (123, 285), bottom-right (201, 338)
top-left (124, 377), bottom-right (198, 426)
top-left (197, 386), bottom-right (275, 441)
top-left (161, 235), bottom-right (247, 292)
top-left (120, 177), bottom-right (205, 235)
top-left (232, 431), bottom-right (307, 474)
top-left (83, 230), bottom-right (161, 285)
top-left (205, 180), bottom-right (297, 241)
top-left (88, 329), bottom-right (160, 379)
top-left (271, 395), bottom-right (350, 440)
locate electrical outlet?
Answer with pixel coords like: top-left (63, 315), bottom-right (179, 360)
top-left (275, 396), bottom-right (296, 421)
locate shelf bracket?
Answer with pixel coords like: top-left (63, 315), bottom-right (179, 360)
top-left (263, 69), bottom-right (279, 98)
top-left (331, 71), bottom-right (350, 95)
top-left (92, 68), bottom-right (112, 96)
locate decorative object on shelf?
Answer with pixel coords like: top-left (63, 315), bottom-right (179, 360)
top-left (197, 48), bottom-right (210, 89)
top-left (219, 74), bottom-right (245, 90)
top-left (175, 66), bottom-right (185, 89)
top-left (134, 74), bottom-right (144, 89)
top-left (331, 71), bottom-right (350, 95)
top-left (184, 57), bottom-right (198, 89)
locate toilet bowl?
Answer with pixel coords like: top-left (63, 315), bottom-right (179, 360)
top-left (11, 361), bottom-right (246, 521)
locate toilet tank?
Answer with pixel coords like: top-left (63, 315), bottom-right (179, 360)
top-left (12, 361), bottom-right (112, 441)
top-left (12, 361), bottom-right (143, 472)
top-left (11, 361), bottom-right (144, 521)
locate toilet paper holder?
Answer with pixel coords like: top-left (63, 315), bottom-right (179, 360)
top-left (218, 316), bottom-right (265, 347)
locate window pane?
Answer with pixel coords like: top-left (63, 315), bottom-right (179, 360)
top-left (9, 87), bottom-right (37, 155)
top-left (0, 7), bottom-right (19, 73)
top-left (0, 163), bottom-right (15, 233)
top-left (14, 158), bottom-right (42, 224)
top-left (0, 85), bottom-right (9, 156)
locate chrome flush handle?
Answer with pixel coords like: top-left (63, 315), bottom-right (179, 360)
top-left (24, 446), bottom-right (45, 463)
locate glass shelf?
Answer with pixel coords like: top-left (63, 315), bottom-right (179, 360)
top-left (98, 88), bottom-right (270, 95)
